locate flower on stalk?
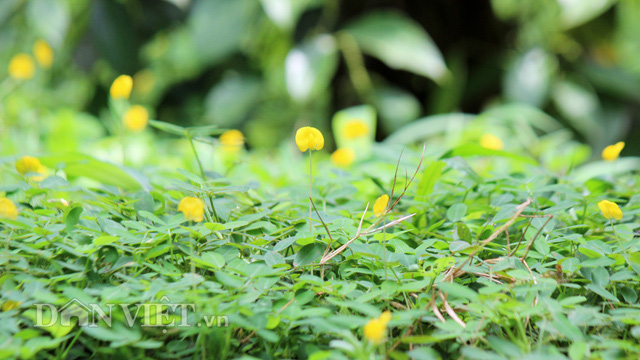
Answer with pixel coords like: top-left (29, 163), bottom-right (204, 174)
top-left (343, 119), bottom-right (369, 139)
top-left (295, 127), bottom-right (324, 152)
top-left (220, 129), bottom-right (244, 152)
top-left (123, 105), bottom-right (149, 132)
top-left (0, 198), bottom-right (18, 220)
top-left (598, 200), bottom-right (622, 220)
top-left (363, 311), bottom-right (392, 344)
top-left (373, 194), bottom-right (389, 217)
top-left (178, 197), bottom-right (205, 222)
top-left (110, 75), bottom-right (133, 100)
top-left (602, 142), bottom-right (624, 161)
top-left (480, 133), bottom-right (503, 150)
top-left (8, 54), bottom-right (35, 80)
top-left (15, 156), bottom-right (46, 180)
top-left (331, 148), bottom-right (355, 167)
top-left (33, 40), bottom-right (54, 69)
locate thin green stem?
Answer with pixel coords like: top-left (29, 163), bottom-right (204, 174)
top-left (309, 149), bottom-right (313, 234)
top-left (382, 225), bottom-right (387, 279)
top-left (186, 132), bottom-right (206, 180)
top-left (186, 132), bottom-right (219, 222)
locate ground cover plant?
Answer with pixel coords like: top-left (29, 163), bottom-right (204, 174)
top-left (3, 1), bottom-right (640, 359)
top-left (2, 100), bottom-right (640, 359)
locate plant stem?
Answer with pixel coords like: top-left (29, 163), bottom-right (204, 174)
top-left (187, 132), bottom-right (219, 222)
top-left (383, 225), bottom-right (387, 280)
top-left (187, 131), bottom-right (206, 180)
top-left (309, 149), bottom-right (313, 234)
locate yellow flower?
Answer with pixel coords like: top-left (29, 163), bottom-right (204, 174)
top-left (110, 75), bottom-right (133, 100)
top-left (363, 311), bottom-right (392, 344)
top-left (2, 300), bottom-right (21, 312)
top-left (178, 196), bottom-right (205, 222)
top-left (33, 40), bottom-right (54, 69)
top-left (598, 200), bottom-right (622, 221)
top-left (480, 133), bottom-right (503, 150)
top-left (344, 119), bottom-right (369, 139)
top-left (220, 129), bottom-right (244, 152)
top-left (373, 194), bottom-right (389, 217)
top-left (602, 142), bottom-right (624, 161)
top-left (8, 54), bottom-right (35, 80)
top-left (15, 156), bottom-right (46, 177)
top-left (123, 105), bottom-right (149, 132)
top-left (133, 69), bottom-right (155, 96)
top-left (295, 126), bottom-right (324, 152)
top-left (0, 198), bottom-right (18, 220)
top-left (331, 148), bottom-right (355, 167)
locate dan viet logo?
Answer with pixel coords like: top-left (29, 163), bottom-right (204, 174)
top-left (34, 296), bottom-right (228, 330)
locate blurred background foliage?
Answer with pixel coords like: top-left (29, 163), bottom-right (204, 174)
top-left (2, 0), bottom-right (640, 160)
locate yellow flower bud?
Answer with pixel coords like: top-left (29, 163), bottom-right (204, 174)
top-left (123, 105), bottom-right (149, 132)
top-left (0, 198), bottom-right (18, 220)
top-left (480, 133), bottom-right (504, 150)
top-left (598, 200), bottom-right (622, 221)
top-left (220, 129), bottom-right (244, 152)
top-left (602, 142), bottom-right (624, 161)
top-left (178, 196), bottom-right (205, 222)
top-left (363, 311), bottom-right (391, 344)
top-left (110, 75), bottom-right (133, 100)
top-left (8, 54), bottom-right (35, 80)
top-left (295, 126), bottom-right (324, 152)
top-left (33, 40), bottom-right (54, 69)
top-left (331, 148), bottom-right (355, 167)
top-left (15, 156), bottom-right (45, 175)
top-left (373, 194), bottom-right (389, 217)
top-left (343, 119), bottom-right (369, 139)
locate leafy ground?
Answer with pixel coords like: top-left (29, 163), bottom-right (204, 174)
top-left (2, 106), bottom-right (640, 360)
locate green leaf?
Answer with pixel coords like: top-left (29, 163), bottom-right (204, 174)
top-left (293, 243), bottom-right (325, 267)
top-left (64, 206), bottom-right (83, 232)
top-left (442, 144), bottom-right (538, 165)
top-left (385, 113), bottom-right (474, 145)
top-left (193, 252), bottom-right (226, 269)
top-left (416, 161), bottom-right (446, 199)
top-left (447, 203), bottom-right (467, 222)
top-left (437, 281), bottom-right (478, 301)
top-left (345, 11), bottom-right (448, 82)
top-left (39, 153), bottom-right (146, 190)
top-left (93, 235), bottom-right (117, 246)
top-left (585, 283), bottom-right (619, 302)
top-left (571, 157), bottom-right (640, 183)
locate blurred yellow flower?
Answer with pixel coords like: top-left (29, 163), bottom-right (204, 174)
top-left (8, 54), bottom-right (35, 80)
top-left (178, 196), bottom-right (205, 222)
top-left (123, 105), bottom-right (149, 132)
top-left (295, 126), bottom-right (324, 152)
top-left (373, 194), bottom-right (389, 217)
top-left (0, 198), bottom-right (18, 220)
top-left (598, 200), bottom-right (622, 221)
top-left (110, 75), bottom-right (133, 100)
top-left (33, 40), bottom-right (54, 68)
top-left (220, 129), bottom-right (244, 152)
top-left (344, 119), bottom-right (369, 139)
top-left (2, 300), bottom-right (21, 312)
top-left (133, 69), bottom-right (155, 96)
top-left (480, 133), bottom-right (503, 150)
top-left (15, 156), bottom-right (46, 176)
top-left (363, 311), bottom-right (391, 344)
top-left (602, 142), bottom-right (624, 161)
top-left (331, 148), bottom-right (355, 167)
